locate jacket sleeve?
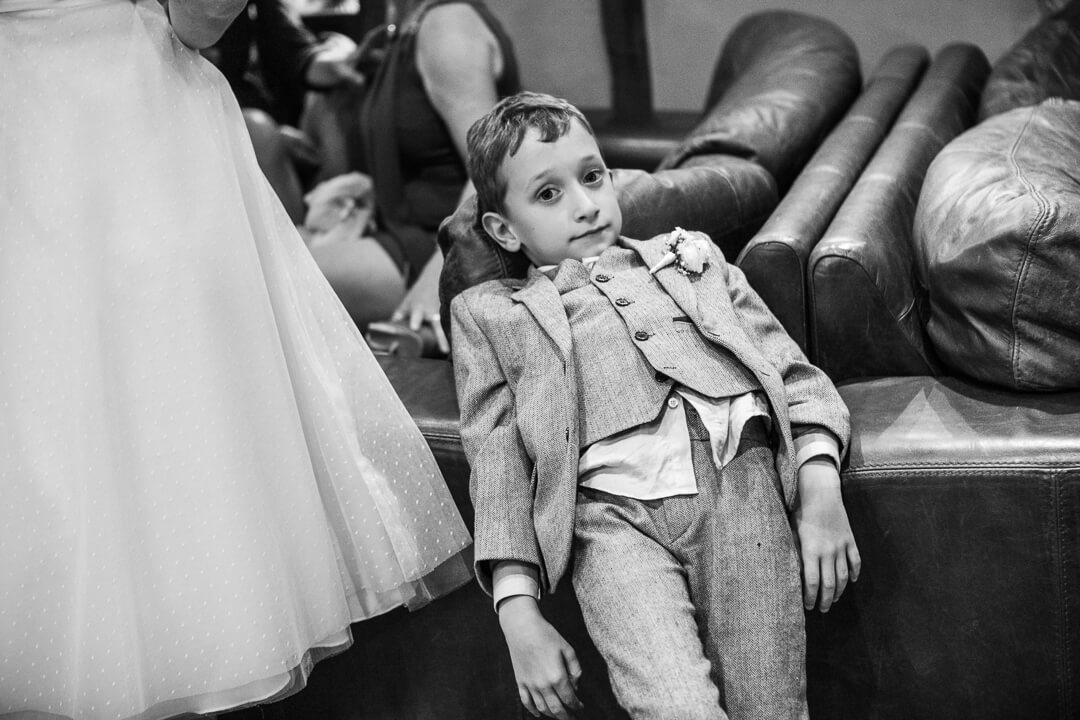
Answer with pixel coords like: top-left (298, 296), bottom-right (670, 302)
top-left (451, 293), bottom-right (542, 595)
top-left (716, 245), bottom-right (851, 460)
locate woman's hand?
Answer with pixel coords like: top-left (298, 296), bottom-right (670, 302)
top-left (305, 32), bottom-right (365, 88)
top-left (792, 458), bottom-right (862, 612)
top-left (391, 251), bottom-right (449, 354)
top-left (498, 596), bottom-right (584, 719)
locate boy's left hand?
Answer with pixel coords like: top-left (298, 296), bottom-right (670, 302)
top-left (792, 458), bottom-right (862, 612)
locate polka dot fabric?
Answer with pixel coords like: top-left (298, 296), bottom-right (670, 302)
top-left (0, 1), bottom-right (473, 718)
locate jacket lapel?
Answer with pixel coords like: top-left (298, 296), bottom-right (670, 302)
top-left (622, 235), bottom-right (704, 327)
top-left (511, 267), bottom-right (573, 361)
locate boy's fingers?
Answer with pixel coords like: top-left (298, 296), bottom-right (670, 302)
top-left (539, 689), bottom-right (570, 720)
top-left (518, 687), bottom-right (540, 717)
top-left (802, 553), bottom-right (820, 610)
top-left (554, 677), bottom-right (582, 712)
top-left (819, 560), bottom-right (837, 612)
top-left (834, 553), bottom-right (849, 599)
top-left (530, 688), bottom-right (551, 718)
top-left (563, 647), bottom-right (583, 687)
top-left (848, 543), bottom-right (863, 582)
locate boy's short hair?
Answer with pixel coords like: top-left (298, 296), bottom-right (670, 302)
top-left (467, 91), bottom-right (596, 216)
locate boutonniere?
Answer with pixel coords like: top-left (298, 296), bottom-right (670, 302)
top-left (648, 227), bottom-right (711, 278)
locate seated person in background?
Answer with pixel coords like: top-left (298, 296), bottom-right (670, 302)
top-left (451, 92), bottom-right (862, 720)
top-left (300, 0), bottom-right (519, 349)
top-left (205, 0), bottom-right (364, 223)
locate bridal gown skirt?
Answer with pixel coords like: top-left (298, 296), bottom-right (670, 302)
top-left (0, 1), bottom-right (473, 718)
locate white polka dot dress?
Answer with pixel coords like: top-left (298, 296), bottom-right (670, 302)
top-left (0, 1), bottom-right (473, 718)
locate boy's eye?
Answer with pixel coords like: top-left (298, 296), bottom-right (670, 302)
top-left (536, 187), bottom-right (559, 203)
top-left (583, 168), bottom-right (605, 185)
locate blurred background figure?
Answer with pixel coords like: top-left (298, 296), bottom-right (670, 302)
top-left (300, 0), bottom-right (520, 348)
top-left (206, 0), bottom-right (518, 352)
top-left (205, 0), bottom-right (366, 223)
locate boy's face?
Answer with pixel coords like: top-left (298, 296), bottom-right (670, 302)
top-left (482, 119), bottom-right (622, 267)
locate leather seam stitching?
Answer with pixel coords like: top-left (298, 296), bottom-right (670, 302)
top-left (846, 463), bottom-right (1080, 473)
top-left (1006, 109), bottom-right (1053, 388)
top-left (1055, 471), bottom-right (1072, 717)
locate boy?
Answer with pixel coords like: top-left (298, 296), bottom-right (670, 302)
top-left (451, 92), bottom-right (861, 720)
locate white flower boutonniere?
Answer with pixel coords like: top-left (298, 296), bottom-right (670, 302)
top-left (648, 227), bottom-right (712, 278)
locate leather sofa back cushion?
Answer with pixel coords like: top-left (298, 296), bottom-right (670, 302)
top-left (978, 0), bottom-right (1080, 122)
top-left (914, 99), bottom-right (1080, 390)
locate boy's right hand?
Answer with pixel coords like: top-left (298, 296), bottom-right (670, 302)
top-left (498, 596), bottom-right (584, 719)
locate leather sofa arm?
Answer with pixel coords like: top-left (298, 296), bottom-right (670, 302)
top-left (808, 43), bottom-right (989, 382)
top-left (737, 44), bottom-right (930, 351)
top-left (658, 10), bottom-right (861, 193)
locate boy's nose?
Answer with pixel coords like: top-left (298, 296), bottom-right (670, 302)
top-left (573, 189), bottom-right (600, 223)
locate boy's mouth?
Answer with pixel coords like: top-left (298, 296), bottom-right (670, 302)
top-left (572, 224), bottom-right (608, 241)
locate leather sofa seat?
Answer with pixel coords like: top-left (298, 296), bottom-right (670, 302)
top-left (914, 98), bottom-right (1080, 390)
top-left (808, 376), bottom-right (1080, 719)
top-left (808, 43), bottom-right (990, 382)
top-left (738, 44), bottom-right (929, 351)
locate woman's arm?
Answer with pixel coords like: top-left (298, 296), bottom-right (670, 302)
top-left (168, 0), bottom-right (249, 49)
top-left (415, 3), bottom-right (503, 164)
top-left (392, 4), bottom-right (504, 344)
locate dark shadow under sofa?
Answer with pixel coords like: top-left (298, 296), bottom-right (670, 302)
top-left (230, 6), bottom-right (1080, 720)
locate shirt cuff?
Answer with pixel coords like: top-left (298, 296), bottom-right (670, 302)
top-left (793, 428), bottom-right (840, 471)
top-left (491, 561), bottom-right (541, 612)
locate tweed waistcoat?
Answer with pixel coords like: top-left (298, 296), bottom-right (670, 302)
top-left (552, 260), bottom-right (672, 446)
top-left (552, 253), bottom-right (761, 447)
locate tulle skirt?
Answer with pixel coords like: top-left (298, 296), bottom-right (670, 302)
top-left (0, 1), bottom-right (472, 718)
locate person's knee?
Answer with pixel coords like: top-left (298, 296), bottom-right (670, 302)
top-left (665, 707), bottom-right (725, 720)
top-left (243, 108), bottom-right (288, 164)
top-left (624, 694), bottom-right (726, 720)
top-left (309, 240), bottom-right (404, 328)
top-left (605, 655), bottom-right (726, 720)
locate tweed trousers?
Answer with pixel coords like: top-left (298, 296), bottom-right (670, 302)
top-left (571, 407), bottom-right (807, 720)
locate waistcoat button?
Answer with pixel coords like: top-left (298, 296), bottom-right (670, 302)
top-left (634, 330), bottom-right (649, 341)
top-left (614, 297), bottom-right (631, 306)
top-left (594, 274), bottom-right (611, 282)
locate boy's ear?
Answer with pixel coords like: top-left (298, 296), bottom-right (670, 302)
top-left (481, 211), bottom-right (521, 253)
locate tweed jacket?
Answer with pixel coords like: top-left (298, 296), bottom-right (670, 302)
top-left (450, 234), bottom-right (850, 595)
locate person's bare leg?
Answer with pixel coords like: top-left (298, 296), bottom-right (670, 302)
top-left (309, 237), bottom-right (406, 331)
top-left (243, 108), bottom-right (306, 224)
